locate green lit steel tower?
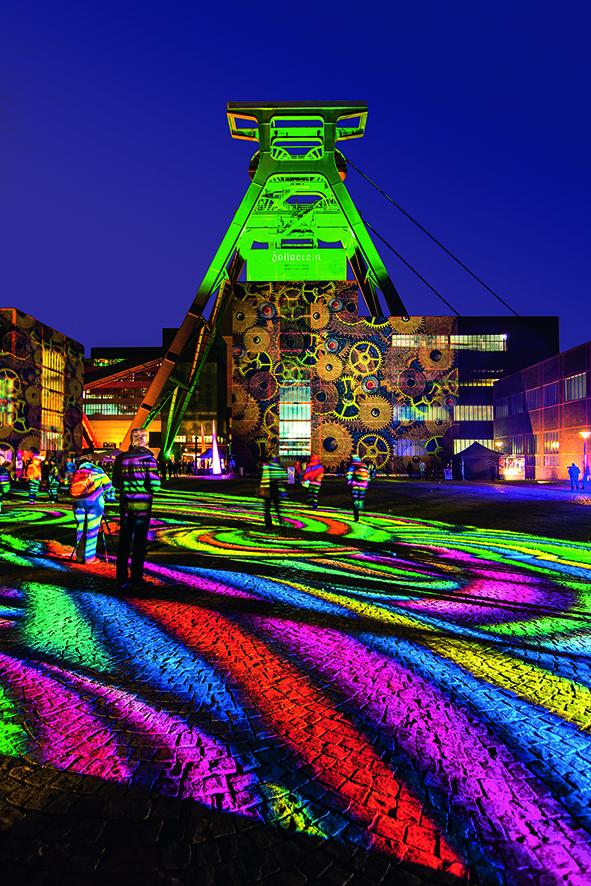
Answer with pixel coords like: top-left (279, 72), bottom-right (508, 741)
top-left (124, 101), bottom-right (407, 455)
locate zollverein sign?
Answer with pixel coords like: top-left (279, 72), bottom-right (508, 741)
top-left (247, 248), bottom-right (347, 282)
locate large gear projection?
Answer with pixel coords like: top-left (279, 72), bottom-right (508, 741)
top-left (357, 433), bottom-right (391, 470)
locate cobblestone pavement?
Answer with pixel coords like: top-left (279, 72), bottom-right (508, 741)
top-left (1, 487), bottom-right (591, 885)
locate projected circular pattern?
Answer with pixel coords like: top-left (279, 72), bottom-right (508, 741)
top-left (1, 490), bottom-right (591, 883)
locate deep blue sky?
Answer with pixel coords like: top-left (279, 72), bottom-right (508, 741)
top-left (2, 2), bottom-right (590, 351)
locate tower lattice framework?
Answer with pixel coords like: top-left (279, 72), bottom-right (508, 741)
top-left (123, 101), bottom-right (407, 455)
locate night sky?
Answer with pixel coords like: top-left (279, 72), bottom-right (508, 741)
top-left (2, 3), bottom-right (589, 351)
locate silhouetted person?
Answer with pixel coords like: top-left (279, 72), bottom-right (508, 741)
top-left (406, 460), bottom-right (414, 479)
top-left (302, 454), bottom-right (324, 509)
top-left (259, 455), bottom-right (287, 530)
top-left (47, 459), bottom-right (61, 502)
top-left (70, 456), bottom-right (113, 563)
top-left (113, 428), bottom-right (161, 590)
top-left (568, 462), bottom-right (581, 492)
top-left (346, 456), bottom-right (369, 522)
top-left (0, 455), bottom-right (11, 513)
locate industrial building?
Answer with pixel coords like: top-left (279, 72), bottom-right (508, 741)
top-left (0, 307), bottom-right (84, 467)
top-left (493, 339), bottom-right (591, 480)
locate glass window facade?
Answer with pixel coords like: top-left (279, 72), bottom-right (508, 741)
top-left (525, 387), bottom-right (540, 410)
top-left (564, 372), bottom-right (587, 402)
top-left (41, 347), bottom-right (65, 450)
top-left (454, 439), bottom-right (494, 454)
top-left (543, 382), bottom-right (559, 407)
top-left (279, 384), bottom-right (311, 456)
top-left (392, 334), bottom-right (506, 351)
top-left (396, 440), bottom-right (426, 456)
top-left (392, 405), bottom-right (450, 422)
top-left (0, 373), bottom-right (15, 428)
top-left (455, 404), bottom-right (494, 422)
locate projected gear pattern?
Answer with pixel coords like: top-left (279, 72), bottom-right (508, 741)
top-left (348, 342), bottom-right (383, 376)
top-left (0, 310), bottom-right (83, 454)
top-left (231, 285), bottom-right (458, 471)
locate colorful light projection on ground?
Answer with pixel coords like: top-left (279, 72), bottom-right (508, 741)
top-left (1, 490), bottom-right (591, 882)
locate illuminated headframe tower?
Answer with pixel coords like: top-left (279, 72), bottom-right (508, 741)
top-left (125, 101), bottom-right (406, 455)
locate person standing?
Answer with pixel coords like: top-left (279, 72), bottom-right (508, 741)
top-left (46, 459), bottom-right (61, 502)
top-left (418, 459), bottom-right (426, 480)
top-left (0, 455), bottom-right (11, 513)
top-left (302, 454), bottom-right (325, 510)
top-left (26, 452), bottom-right (42, 503)
top-left (346, 455), bottom-right (370, 522)
top-left (70, 456), bottom-right (113, 563)
top-left (113, 428), bottom-right (161, 590)
top-left (259, 454), bottom-right (287, 530)
top-left (568, 462), bottom-right (581, 492)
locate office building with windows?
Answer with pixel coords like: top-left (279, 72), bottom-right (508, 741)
top-left (493, 339), bottom-right (591, 480)
top-left (230, 282), bottom-right (558, 471)
top-left (0, 307), bottom-right (84, 466)
top-left (84, 330), bottom-right (228, 456)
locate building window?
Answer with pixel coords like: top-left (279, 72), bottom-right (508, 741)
top-left (543, 430), bottom-right (559, 453)
top-left (0, 372), bottom-right (16, 428)
top-left (449, 334), bottom-right (507, 351)
top-left (454, 404), bottom-right (494, 422)
top-left (454, 439), bottom-right (494, 454)
top-left (525, 388), bottom-right (540, 410)
top-left (505, 435), bottom-right (536, 455)
top-left (396, 440), bottom-right (426, 456)
top-left (392, 334), bottom-right (506, 351)
top-left (392, 405), bottom-right (450, 422)
top-left (41, 347), bottom-right (65, 450)
top-left (279, 384), bottom-right (311, 456)
top-left (543, 382), bottom-right (559, 407)
top-left (459, 378), bottom-right (499, 387)
top-left (564, 373), bottom-right (587, 402)
top-left (510, 393), bottom-right (524, 415)
top-left (495, 398), bottom-right (509, 419)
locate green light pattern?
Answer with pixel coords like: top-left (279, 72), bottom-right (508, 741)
top-left (23, 583), bottom-right (113, 673)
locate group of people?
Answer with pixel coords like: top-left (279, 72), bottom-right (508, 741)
top-left (1, 430), bottom-right (161, 592)
top-left (260, 453), bottom-right (370, 529)
top-left (69, 429), bottom-right (161, 589)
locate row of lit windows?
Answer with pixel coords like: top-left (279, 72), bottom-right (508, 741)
top-left (454, 404), bottom-right (494, 422)
top-left (392, 334), bottom-right (507, 351)
top-left (453, 439), bottom-right (494, 454)
top-left (502, 435), bottom-right (536, 455)
top-left (392, 405), bottom-right (450, 422)
top-left (543, 430), bottom-right (560, 453)
top-left (85, 403), bottom-right (134, 416)
top-left (0, 375), bottom-right (15, 428)
top-left (459, 378), bottom-right (499, 387)
top-left (279, 384), bottom-right (311, 456)
top-left (41, 348), bottom-right (65, 451)
top-left (499, 373), bottom-right (588, 416)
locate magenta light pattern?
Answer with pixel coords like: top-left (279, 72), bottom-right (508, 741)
top-left (0, 488), bottom-right (591, 883)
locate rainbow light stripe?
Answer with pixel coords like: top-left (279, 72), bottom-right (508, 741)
top-left (1, 487), bottom-right (591, 882)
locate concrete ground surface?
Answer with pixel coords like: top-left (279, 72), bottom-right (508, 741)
top-left (0, 481), bottom-right (590, 885)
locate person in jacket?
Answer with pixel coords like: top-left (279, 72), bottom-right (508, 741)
top-left (567, 462), bottom-right (581, 492)
top-left (26, 452), bottom-right (42, 503)
top-left (259, 454), bottom-right (288, 530)
top-left (70, 456), bottom-right (113, 563)
top-left (46, 459), bottom-right (61, 502)
top-left (112, 428), bottom-right (161, 590)
top-left (0, 454), bottom-right (11, 513)
top-left (302, 454), bottom-right (325, 510)
top-left (346, 455), bottom-right (370, 522)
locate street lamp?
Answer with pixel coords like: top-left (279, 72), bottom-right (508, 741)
top-left (580, 431), bottom-right (591, 489)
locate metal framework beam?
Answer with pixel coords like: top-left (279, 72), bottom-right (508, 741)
top-left (123, 102), bottom-right (407, 455)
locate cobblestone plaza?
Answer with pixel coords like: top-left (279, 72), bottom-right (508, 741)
top-left (0, 483), bottom-right (590, 884)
